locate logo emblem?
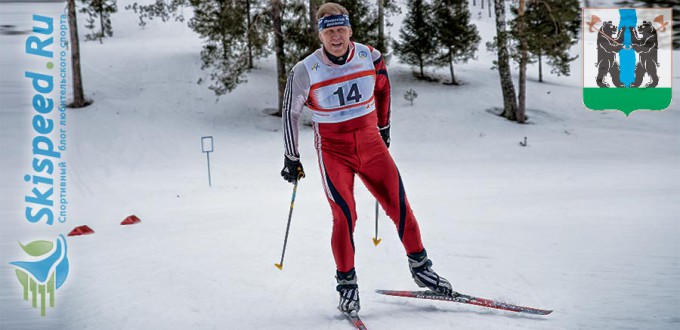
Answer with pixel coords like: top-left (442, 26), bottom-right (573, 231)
top-left (358, 50), bottom-right (368, 59)
top-left (9, 235), bottom-right (69, 316)
top-left (312, 62), bottom-right (319, 71)
top-left (582, 8), bottom-right (672, 115)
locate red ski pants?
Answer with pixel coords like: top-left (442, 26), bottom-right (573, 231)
top-left (313, 115), bottom-right (424, 273)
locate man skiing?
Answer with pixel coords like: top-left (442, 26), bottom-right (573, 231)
top-left (280, 2), bottom-right (453, 314)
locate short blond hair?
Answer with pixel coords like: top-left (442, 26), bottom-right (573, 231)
top-left (316, 2), bottom-right (349, 20)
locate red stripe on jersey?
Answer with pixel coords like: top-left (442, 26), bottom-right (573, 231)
top-left (309, 70), bottom-right (376, 90)
top-left (307, 95), bottom-right (375, 112)
top-left (346, 42), bottom-right (356, 62)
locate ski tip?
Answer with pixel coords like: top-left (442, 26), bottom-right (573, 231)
top-left (372, 238), bottom-right (381, 246)
top-left (274, 263), bottom-right (283, 270)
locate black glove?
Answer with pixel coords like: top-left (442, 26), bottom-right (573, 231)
top-left (379, 125), bottom-right (390, 148)
top-left (281, 156), bottom-right (305, 183)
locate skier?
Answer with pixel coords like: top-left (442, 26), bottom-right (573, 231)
top-left (280, 2), bottom-right (453, 314)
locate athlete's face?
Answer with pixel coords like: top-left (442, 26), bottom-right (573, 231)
top-left (319, 25), bottom-right (352, 57)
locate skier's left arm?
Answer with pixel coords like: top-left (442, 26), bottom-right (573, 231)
top-left (371, 47), bottom-right (391, 147)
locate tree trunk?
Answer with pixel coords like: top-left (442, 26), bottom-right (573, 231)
top-left (488, 0), bottom-right (492, 17)
top-left (246, 0), bottom-right (253, 69)
top-left (377, 0), bottom-right (385, 53)
top-left (419, 58), bottom-right (424, 79)
top-left (310, 0), bottom-right (319, 28)
top-left (448, 50), bottom-right (456, 84)
top-left (308, 0), bottom-right (321, 55)
top-left (538, 51), bottom-right (543, 82)
top-left (67, 0), bottom-right (87, 108)
top-left (220, 2), bottom-right (228, 61)
top-left (272, 0), bottom-right (286, 116)
top-left (517, 0), bottom-right (527, 123)
top-left (221, 36), bottom-right (228, 62)
top-left (99, 2), bottom-right (103, 44)
top-left (493, 0), bottom-right (517, 120)
top-left (481, 0), bottom-right (484, 10)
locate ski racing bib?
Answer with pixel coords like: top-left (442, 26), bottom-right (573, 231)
top-left (303, 43), bottom-right (376, 124)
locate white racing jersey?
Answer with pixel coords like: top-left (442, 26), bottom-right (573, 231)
top-left (283, 42), bottom-right (391, 160)
top-left (302, 43), bottom-right (376, 123)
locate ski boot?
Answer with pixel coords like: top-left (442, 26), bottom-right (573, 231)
top-left (336, 268), bottom-right (360, 313)
top-left (408, 249), bottom-right (454, 296)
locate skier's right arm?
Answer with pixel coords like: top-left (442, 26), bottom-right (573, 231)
top-left (281, 63), bottom-right (310, 183)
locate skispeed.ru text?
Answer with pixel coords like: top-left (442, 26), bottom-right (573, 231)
top-left (23, 14), bottom-right (67, 225)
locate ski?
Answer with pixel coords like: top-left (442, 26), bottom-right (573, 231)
top-left (375, 290), bottom-right (553, 315)
top-left (341, 310), bottom-right (368, 330)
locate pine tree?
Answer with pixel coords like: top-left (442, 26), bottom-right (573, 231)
top-left (267, 0), bottom-right (315, 115)
top-left (376, 0), bottom-right (402, 55)
top-left (394, 0), bottom-right (437, 79)
top-left (510, 0), bottom-right (580, 82)
top-left (127, 0), bottom-right (270, 97)
top-left (79, 0), bottom-right (118, 43)
top-left (333, 0), bottom-right (379, 46)
top-left (432, 0), bottom-right (480, 85)
top-left (125, 0), bottom-right (188, 27)
top-left (283, 0), bottom-right (315, 67)
top-left (189, 0), bottom-right (250, 96)
top-left (245, 0), bottom-right (270, 69)
top-left (488, 0), bottom-right (579, 123)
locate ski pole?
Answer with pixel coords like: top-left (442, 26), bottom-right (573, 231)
top-left (373, 200), bottom-right (381, 246)
top-left (275, 174), bottom-right (302, 270)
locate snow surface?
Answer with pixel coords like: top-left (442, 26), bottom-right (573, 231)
top-left (1, 1), bottom-right (679, 329)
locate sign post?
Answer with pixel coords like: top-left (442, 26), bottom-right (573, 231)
top-left (201, 136), bottom-right (214, 187)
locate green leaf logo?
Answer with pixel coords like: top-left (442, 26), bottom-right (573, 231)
top-left (10, 236), bottom-right (69, 316)
top-left (19, 240), bottom-right (53, 257)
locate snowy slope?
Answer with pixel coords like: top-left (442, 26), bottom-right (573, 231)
top-left (2, 1), bottom-right (679, 329)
